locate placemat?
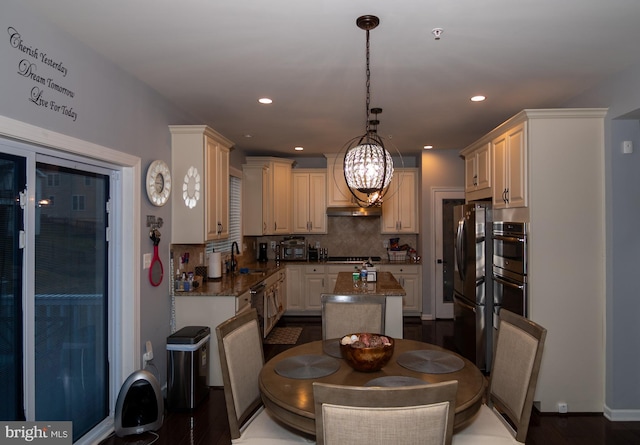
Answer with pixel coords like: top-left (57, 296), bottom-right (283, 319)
top-left (322, 339), bottom-right (342, 358)
top-left (365, 376), bottom-right (427, 387)
top-left (396, 350), bottom-right (464, 374)
top-left (274, 354), bottom-right (340, 379)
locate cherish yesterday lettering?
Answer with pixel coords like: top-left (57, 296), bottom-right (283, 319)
top-left (7, 26), bottom-right (78, 122)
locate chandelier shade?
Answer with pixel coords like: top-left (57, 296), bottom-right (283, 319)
top-left (344, 138), bottom-right (393, 195)
top-left (342, 15), bottom-right (394, 207)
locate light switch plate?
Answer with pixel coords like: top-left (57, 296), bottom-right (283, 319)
top-left (143, 253), bottom-right (152, 269)
top-left (622, 140), bottom-right (633, 154)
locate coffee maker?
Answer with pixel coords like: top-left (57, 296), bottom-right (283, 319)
top-left (258, 243), bottom-right (269, 262)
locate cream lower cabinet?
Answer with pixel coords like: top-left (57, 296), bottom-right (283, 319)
top-left (285, 265), bottom-right (304, 311)
top-left (382, 264), bottom-right (422, 314)
top-left (286, 264), bottom-right (336, 314)
top-left (170, 125), bottom-right (233, 243)
top-left (292, 169), bottom-right (327, 234)
top-left (381, 169), bottom-right (419, 234)
top-left (173, 292), bottom-right (248, 386)
top-left (287, 263), bottom-right (420, 315)
top-left (304, 265), bottom-right (325, 312)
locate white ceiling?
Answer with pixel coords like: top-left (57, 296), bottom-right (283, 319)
top-left (20, 0), bottom-right (640, 157)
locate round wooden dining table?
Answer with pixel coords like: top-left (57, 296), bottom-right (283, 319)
top-left (259, 338), bottom-right (485, 436)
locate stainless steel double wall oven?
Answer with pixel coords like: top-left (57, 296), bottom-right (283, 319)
top-left (492, 221), bottom-right (528, 325)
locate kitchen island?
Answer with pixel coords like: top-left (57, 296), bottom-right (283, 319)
top-left (332, 271), bottom-right (405, 339)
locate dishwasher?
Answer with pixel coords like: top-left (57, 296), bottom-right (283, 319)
top-left (250, 282), bottom-right (267, 337)
top-left (250, 273), bottom-right (283, 338)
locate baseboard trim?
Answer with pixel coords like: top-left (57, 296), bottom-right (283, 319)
top-left (421, 313), bottom-right (434, 320)
top-left (604, 405), bottom-right (640, 421)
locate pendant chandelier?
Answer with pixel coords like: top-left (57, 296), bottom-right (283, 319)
top-left (343, 15), bottom-right (393, 207)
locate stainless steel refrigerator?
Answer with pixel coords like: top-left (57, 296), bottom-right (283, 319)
top-left (453, 202), bottom-right (493, 372)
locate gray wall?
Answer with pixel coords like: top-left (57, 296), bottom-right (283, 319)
top-left (1, 0), bottom-right (199, 385)
top-left (564, 60), bottom-right (640, 415)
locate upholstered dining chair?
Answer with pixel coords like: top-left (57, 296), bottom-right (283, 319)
top-left (453, 309), bottom-right (547, 444)
top-left (320, 293), bottom-right (386, 340)
top-left (313, 380), bottom-right (458, 445)
top-left (216, 309), bottom-right (315, 444)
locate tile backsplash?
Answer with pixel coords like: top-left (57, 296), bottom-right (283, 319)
top-left (171, 217), bottom-right (418, 276)
top-left (256, 216), bottom-right (418, 261)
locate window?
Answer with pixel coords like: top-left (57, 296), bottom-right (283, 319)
top-left (47, 173), bottom-right (60, 187)
top-left (72, 194), bottom-right (86, 211)
top-left (207, 174), bottom-right (241, 254)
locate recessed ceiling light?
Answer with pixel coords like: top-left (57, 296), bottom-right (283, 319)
top-left (294, 146), bottom-right (304, 151)
top-left (423, 145), bottom-right (433, 150)
top-left (258, 97), bottom-right (273, 104)
top-left (470, 95), bottom-right (486, 102)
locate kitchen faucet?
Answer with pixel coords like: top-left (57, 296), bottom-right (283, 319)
top-left (230, 241), bottom-right (239, 273)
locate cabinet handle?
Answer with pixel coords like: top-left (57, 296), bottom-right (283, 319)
top-left (473, 174), bottom-right (478, 186)
top-left (505, 188), bottom-right (510, 203)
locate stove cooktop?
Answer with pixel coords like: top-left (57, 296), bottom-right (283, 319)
top-left (326, 256), bottom-right (382, 264)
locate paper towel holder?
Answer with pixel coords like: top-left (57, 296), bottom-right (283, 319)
top-left (208, 251), bottom-right (222, 279)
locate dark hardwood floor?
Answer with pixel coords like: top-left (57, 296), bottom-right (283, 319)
top-left (100, 317), bottom-right (640, 445)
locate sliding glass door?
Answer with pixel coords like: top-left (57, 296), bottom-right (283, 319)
top-left (0, 153), bottom-right (26, 420)
top-left (0, 142), bottom-right (112, 441)
top-left (34, 160), bottom-right (110, 439)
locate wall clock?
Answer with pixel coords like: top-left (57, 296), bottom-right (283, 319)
top-left (182, 166), bottom-right (201, 209)
top-left (146, 160), bottom-right (171, 206)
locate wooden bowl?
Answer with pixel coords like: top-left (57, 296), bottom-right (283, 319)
top-left (339, 333), bottom-right (394, 372)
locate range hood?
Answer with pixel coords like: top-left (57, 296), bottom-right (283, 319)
top-left (326, 206), bottom-right (382, 217)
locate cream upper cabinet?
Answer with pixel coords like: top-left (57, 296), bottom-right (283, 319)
top-left (292, 169), bottom-right (327, 234)
top-left (243, 157), bottom-right (293, 235)
top-left (242, 164), bottom-right (267, 235)
top-left (324, 153), bottom-right (367, 207)
top-left (462, 142), bottom-right (492, 200)
top-left (492, 121), bottom-right (527, 209)
top-left (207, 138), bottom-right (229, 239)
top-left (381, 168), bottom-right (419, 234)
top-left (170, 125), bottom-right (233, 244)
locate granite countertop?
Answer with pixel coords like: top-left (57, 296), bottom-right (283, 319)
top-left (333, 271), bottom-right (406, 296)
top-left (173, 259), bottom-right (416, 297)
top-left (173, 261), bottom-right (282, 297)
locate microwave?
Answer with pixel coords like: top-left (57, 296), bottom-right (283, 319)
top-left (493, 221), bottom-right (527, 279)
top-left (280, 237), bottom-right (306, 261)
